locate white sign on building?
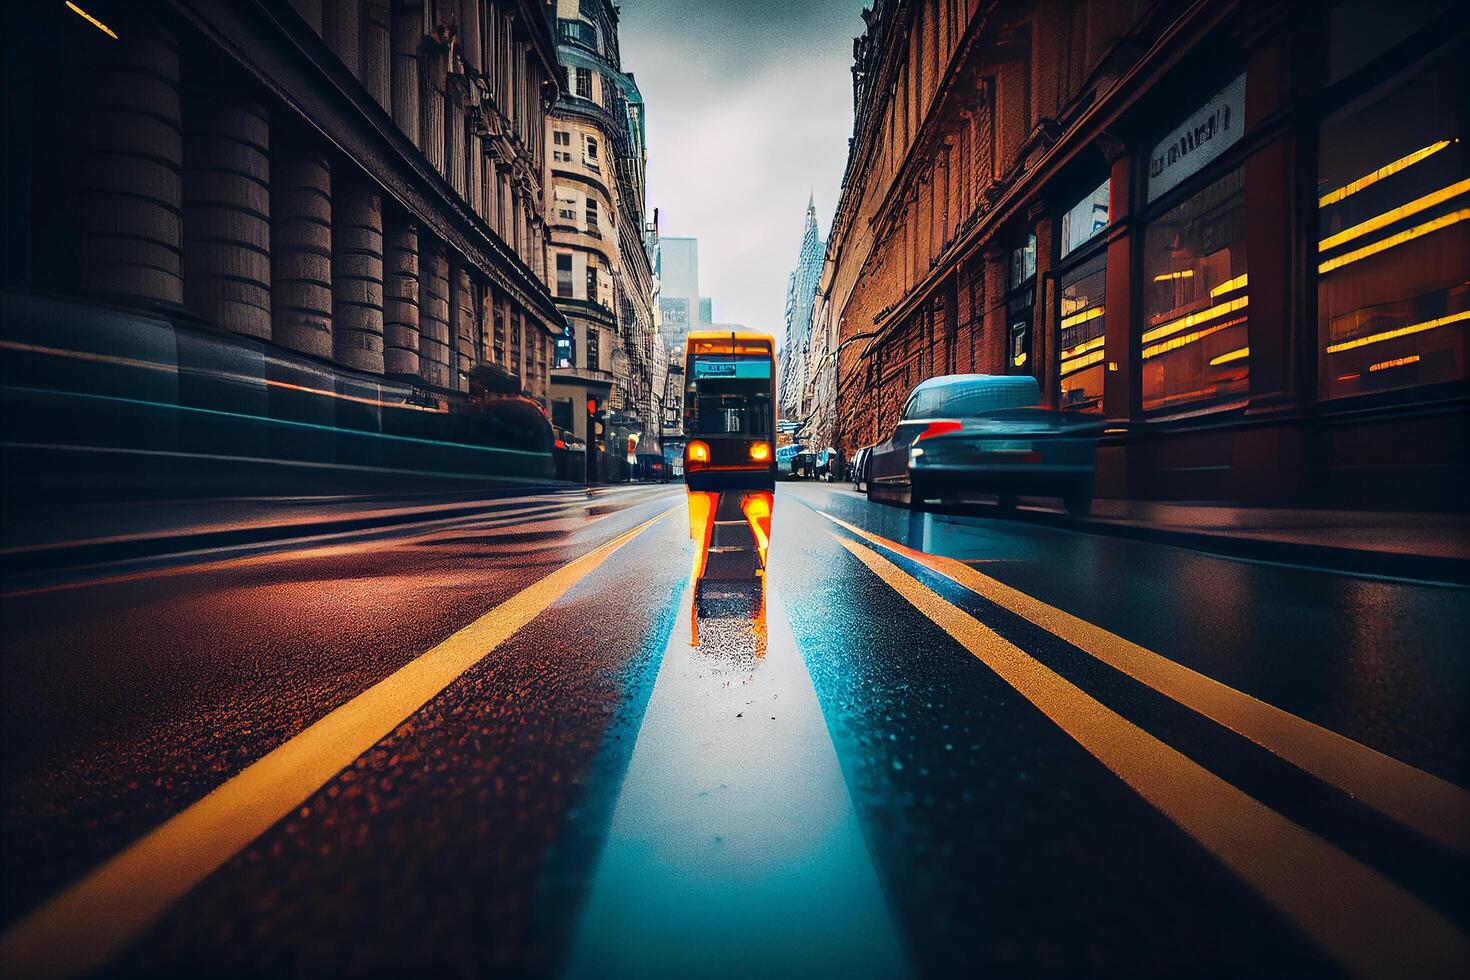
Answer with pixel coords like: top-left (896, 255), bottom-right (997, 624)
top-left (1147, 73), bottom-right (1247, 202)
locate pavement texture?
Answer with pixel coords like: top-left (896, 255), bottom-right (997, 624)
top-left (1, 482), bottom-right (1466, 978)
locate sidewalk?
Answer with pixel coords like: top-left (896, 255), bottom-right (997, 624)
top-left (0, 485), bottom-right (579, 578)
top-left (1072, 500), bottom-right (1470, 584)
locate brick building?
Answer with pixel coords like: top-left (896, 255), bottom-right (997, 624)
top-left (3, 0), bottom-right (563, 409)
top-left (821, 0), bottom-right (1466, 509)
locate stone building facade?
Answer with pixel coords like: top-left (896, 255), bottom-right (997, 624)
top-left (545, 0), bottom-right (664, 457)
top-left (4, 0), bottom-right (563, 408)
top-left (821, 0), bottom-right (1466, 509)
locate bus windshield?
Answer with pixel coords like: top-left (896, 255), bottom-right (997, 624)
top-left (685, 355), bottom-right (773, 436)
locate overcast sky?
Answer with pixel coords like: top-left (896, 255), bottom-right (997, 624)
top-left (618, 0), bottom-right (868, 343)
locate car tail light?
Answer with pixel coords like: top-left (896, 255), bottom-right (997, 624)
top-left (917, 420), bottom-right (963, 441)
top-left (686, 440), bottom-right (710, 467)
top-left (749, 441), bottom-right (772, 462)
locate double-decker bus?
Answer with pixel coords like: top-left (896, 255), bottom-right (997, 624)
top-left (682, 330), bottom-right (776, 492)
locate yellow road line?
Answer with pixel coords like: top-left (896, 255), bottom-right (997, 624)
top-left (819, 511), bottom-right (1470, 857)
top-left (0, 507), bottom-right (677, 979)
top-left (828, 530), bottom-right (1468, 978)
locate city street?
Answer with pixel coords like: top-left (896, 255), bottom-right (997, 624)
top-left (2, 483), bottom-right (1465, 978)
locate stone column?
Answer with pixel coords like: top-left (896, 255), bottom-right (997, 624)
top-left (419, 241), bottom-right (452, 387)
top-left (362, 2), bottom-right (392, 111)
top-left (324, 0), bottom-right (362, 77)
top-left (451, 263), bottom-right (477, 391)
top-left (183, 85), bottom-right (272, 339)
top-left (383, 214), bottom-right (421, 379)
top-left (74, 24), bottom-right (183, 307)
top-left (420, 43), bottom-right (447, 174)
top-left (271, 143), bottom-right (333, 358)
top-left (446, 80), bottom-right (466, 197)
top-left (467, 132), bottom-right (483, 216)
top-left (332, 177), bottom-right (385, 373)
top-left (390, 3), bottom-right (421, 146)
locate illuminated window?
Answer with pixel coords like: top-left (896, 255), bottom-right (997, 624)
top-left (1317, 42), bottom-right (1466, 400)
top-left (1058, 252), bottom-right (1106, 413)
top-left (1140, 167), bottom-right (1249, 413)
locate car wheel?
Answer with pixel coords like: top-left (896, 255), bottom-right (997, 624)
top-left (1064, 487), bottom-right (1093, 518)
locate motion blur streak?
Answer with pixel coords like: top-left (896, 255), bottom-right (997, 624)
top-left (828, 530), bottom-right (1470, 979)
top-left (819, 511), bottom-right (1470, 855)
top-left (0, 507), bottom-right (676, 979)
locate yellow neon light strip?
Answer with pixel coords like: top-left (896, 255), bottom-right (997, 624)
top-left (1318, 179), bottom-right (1470, 252)
top-left (1369, 354), bottom-right (1421, 373)
top-left (1318, 140), bottom-right (1454, 207)
top-left (1152, 270), bottom-right (1194, 282)
top-left (1060, 306), bottom-right (1105, 330)
top-left (65, 1), bottom-right (117, 38)
top-left (1141, 317), bottom-right (1244, 361)
top-left (1061, 335), bottom-right (1106, 360)
top-left (1059, 350), bottom-right (1105, 377)
top-left (1141, 295), bottom-right (1249, 344)
top-left (1318, 209), bottom-right (1470, 274)
top-left (1012, 352), bottom-right (1028, 367)
top-left (1210, 273), bottom-right (1248, 298)
top-left (1209, 346), bottom-right (1250, 367)
top-left (1325, 309), bottom-right (1470, 354)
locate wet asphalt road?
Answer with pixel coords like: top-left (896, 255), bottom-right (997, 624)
top-left (1, 482), bottom-right (1466, 978)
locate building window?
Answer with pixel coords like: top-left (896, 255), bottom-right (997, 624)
top-left (586, 324), bottom-right (600, 370)
top-left (555, 253), bottom-right (573, 298)
top-left (554, 131), bottom-right (570, 146)
top-left (1140, 167), bottom-right (1249, 414)
top-left (1058, 252), bottom-right (1107, 413)
top-left (1060, 178), bottom-right (1110, 259)
top-left (555, 324), bottom-right (574, 369)
top-left (1006, 232), bottom-right (1037, 371)
top-left (1317, 41), bottom-right (1466, 401)
top-left (586, 198), bottom-right (599, 235)
top-left (575, 67), bottom-right (592, 99)
top-left (586, 256), bottom-right (599, 304)
top-left (555, 189), bottom-right (577, 222)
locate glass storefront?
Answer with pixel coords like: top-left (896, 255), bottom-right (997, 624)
top-left (1058, 252), bottom-right (1106, 412)
top-left (1140, 167), bottom-right (1249, 413)
top-left (1317, 41), bottom-right (1467, 400)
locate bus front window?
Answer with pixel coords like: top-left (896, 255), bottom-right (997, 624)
top-left (685, 356), bottom-right (773, 437)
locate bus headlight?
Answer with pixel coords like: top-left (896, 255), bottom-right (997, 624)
top-left (686, 440), bottom-right (710, 466)
top-left (749, 442), bottom-right (772, 462)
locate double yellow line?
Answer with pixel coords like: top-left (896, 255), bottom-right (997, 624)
top-left (0, 507), bottom-right (677, 978)
top-left (819, 512), bottom-right (1469, 978)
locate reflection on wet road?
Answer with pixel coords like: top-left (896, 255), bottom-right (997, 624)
top-left (1, 482), bottom-right (1466, 977)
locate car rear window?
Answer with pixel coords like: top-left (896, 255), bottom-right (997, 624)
top-left (904, 375), bottom-right (1041, 419)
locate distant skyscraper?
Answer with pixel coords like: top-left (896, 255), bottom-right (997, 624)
top-left (779, 195), bottom-right (825, 420)
top-left (658, 237), bottom-right (701, 348)
top-left (699, 297), bottom-right (713, 323)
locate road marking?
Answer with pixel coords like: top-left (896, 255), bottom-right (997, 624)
top-left (828, 530), bottom-right (1467, 978)
top-left (564, 579), bottom-right (908, 979)
top-left (0, 507), bottom-right (677, 979)
top-left (818, 511), bottom-right (1470, 856)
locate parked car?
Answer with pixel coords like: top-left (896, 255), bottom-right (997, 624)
top-left (866, 374), bottom-right (1102, 515)
top-left (851, 445), bottom-right (873, 492)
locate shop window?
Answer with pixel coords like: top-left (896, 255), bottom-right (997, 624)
top-left (1007, 233), bottom-right (1036, 372)
top-left (1140, 167), bottom-right (1249, 413)
top-left (1058, 252), bottom-right (1107, 413)
top-left (1317, 43), bottom-right (1466, 400)
top-left (1060, 179), bottom-right (1110, 259)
